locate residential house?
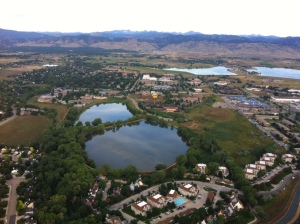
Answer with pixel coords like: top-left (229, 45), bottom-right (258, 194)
top-left (105, 215), bottom-right (122, 224)
top-left (195, 163), bottom-right (207, 174)
top-left (147, 194), bottom-right (168, 208)
top-left (131, 201), bottom-right (152, 216)
top-left (244, 168), bottom-right (257, 180)
top-left (166, 189), bottom-right (178, 200)
top-left (294, 148), bottom-right (300, 154)
top-left (229, 193), bottom-right (244, 211)
top-left (277, 123), bottom-right (290, 132)
top-left (214, 81), bottom-right (228, 86)
top-left (215, 179), bottom-right (234, 187)
top-left (217, 166), bottom-right (229, 177)
top-left (282, 154), bottom-right (295, 163)
top-left (260, 153), bottom-right (277, 166)
top-left (282, 119), bottom-right (295, 127)
top-left (178, 184), bottom-right (198, 197)
top-left (271, 130), bottom-right (289, 142)
top-left (255, 160), bottom-right (267, 170)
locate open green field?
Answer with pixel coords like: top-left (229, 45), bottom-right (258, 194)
top-left (184, 105), bottom-right (284, 165)
top-left (0, 116), bottom-right (51, 146)
top-left (27, 97), bottom-right (69, 122)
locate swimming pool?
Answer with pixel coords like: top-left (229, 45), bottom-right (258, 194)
top-left (175, 197), bottom-right (187, 206)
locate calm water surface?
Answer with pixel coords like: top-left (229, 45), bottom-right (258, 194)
top-left (164, 66), bottom-right (236, 75)
top-left (247, 67), bottom-right (300, 79)
top-left (85, 121), bottom-right (188, 170)
top-left (77, 103), bottom-right (132, 124)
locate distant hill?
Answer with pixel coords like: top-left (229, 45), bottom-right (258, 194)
top-left (0, 28), bottom-right (49, 39)
top-left (1, 28), bottom-right (300, 58)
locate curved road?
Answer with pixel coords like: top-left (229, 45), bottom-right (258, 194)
top-left (108, 180), bottom-right (240, 211)
top-left (258, 171), bottom-right (300, 196)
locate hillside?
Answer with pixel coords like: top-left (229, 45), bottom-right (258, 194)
top-left (1, 28), bottom-right (300, 58)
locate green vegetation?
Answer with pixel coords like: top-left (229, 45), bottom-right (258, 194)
top-left (270, 167), bottom-right (293, 184)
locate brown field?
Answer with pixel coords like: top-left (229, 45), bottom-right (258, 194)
top-left (0, 65), bottom-right (44, 80)
top-left (0, 116), bottom-right (51, 146)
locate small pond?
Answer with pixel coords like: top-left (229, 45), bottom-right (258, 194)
top-left (85, 121), bottom-right (188, 170)
top-left (76, 103), bottom-right (133, 124)
top-left (164, 66), bottom-right (236, 75)
top-left (247, 67), bottom-right (300, 80)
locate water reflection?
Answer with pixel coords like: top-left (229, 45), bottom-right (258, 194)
top-left (85, 121), bottom-right (188, 170)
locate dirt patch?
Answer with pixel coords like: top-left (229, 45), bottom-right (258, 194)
top-left (212, 102), bottom-right (231, 108)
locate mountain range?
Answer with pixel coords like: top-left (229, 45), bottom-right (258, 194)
top-left (1, 28), bottom-right (300, 58)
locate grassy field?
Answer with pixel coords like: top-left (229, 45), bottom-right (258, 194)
top-left (258, 177), bottom-right (300, 223)
top-left (27, 97), bottom-right (69, 122)
top-left (183, 104), bottom-right (284, 165)
top-left (0, 116), bottom-right (50, 146)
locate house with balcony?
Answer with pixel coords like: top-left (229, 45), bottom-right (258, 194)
top-left (282, 154), bottom-right (295, 163)
top-left (217, 166), bottom-right (229, 177)
top-left (131, 201), bottom-right (152, 216)
top-left (147, 194), bottom-right (168, 208)
top-left (195, 163), bottom-right (207, 174)
top-left (178, 184), bottom-right (198, 197)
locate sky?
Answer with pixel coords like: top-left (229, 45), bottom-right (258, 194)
top-left (1, 0), bottom-right (299, 37)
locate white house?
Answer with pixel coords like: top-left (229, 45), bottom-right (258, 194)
top-left (131, 201), bottom-right (152, 216)
top-left (178, 184), bottom-right (198, 197)
top-left (147, 194), bottom-right (168, 208)
top-left (195, 163), bottom-right (207, 174)
top-left (217, 166), bottom-right (229, 177)
top-left (282, 154), bottom-right (295, 163)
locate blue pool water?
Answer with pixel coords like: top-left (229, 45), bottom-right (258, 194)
top-left (175, 197), bottom-right (187, 206)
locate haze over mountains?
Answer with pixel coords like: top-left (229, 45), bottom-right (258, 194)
top-left (1, 28), bottom-right (300, 58)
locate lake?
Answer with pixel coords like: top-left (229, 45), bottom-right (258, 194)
top-left (77, 103), bottom-right (133, 124)
top-left (164, 66), bottom-right (236, 75)
top-left (85, 121), bottom-right (188, 170)
top-left (247, 67), bottom-right (300, 79)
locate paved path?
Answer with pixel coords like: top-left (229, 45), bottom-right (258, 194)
top-left (102, 180), bottom-right (111, 201)
top-left (0, 107), bottom-right (17, 127)
top-left (6, 177), bottom-right (24, 224)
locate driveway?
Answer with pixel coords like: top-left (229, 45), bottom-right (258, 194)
top-left (6, 177), bottom-right (24, 224)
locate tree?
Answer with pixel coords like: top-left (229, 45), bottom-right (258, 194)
top-left (150, 171), bottom-right (166, 184)
top-left (208, 162), bottom-right (219, 175)
top-left (16, 200), bottom-right (26, 212)
top-left (92, 118), bottom-right (102, 126)
top-left (176, 154), bottom-right (187, 166)
top-left (112, 168), bottom-right (123, 178)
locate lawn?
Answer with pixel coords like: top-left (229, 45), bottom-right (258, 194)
top-left (184, 104), bottom-right (284, 165)
top-left (27, 97), bottom-right (69, 122)
top-left (0, 116), bottom-right (51, 146)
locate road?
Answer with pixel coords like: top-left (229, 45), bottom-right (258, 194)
top-left (0, 107), bottom-right (17, 127)
top-left (6, 177), bottom-right (24, 224)
top-left (102, 180), bottom-right (111, 201)
top-left (251, 165), bottom-right (289, 186)
top-left (258, 171), bottom-right (300, 196)
top-left (108, 180), bottom-right (239, 211)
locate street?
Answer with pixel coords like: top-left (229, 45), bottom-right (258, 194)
top-left (6, 177), bottom-right (24, 224)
